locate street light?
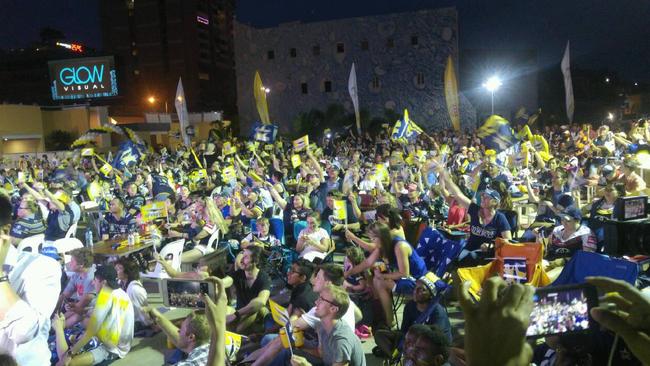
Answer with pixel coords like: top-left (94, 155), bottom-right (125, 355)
top-left (607, 112), bottom-right (614, 121)
top-left (482, 76), bottom-right (502, 115)
top-left (147, 96), bottom-right (156, 104)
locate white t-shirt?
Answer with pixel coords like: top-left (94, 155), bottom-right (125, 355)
top-left (1, 250), bottom-right (61, 366)
top-left (298, 227), bottom-right (330, 262)
top-left (126, 281), bottom-right (150, 325)
top-left (90, 287), bottom-right (134, 358)
top-left (301, 299), bottom-right (358, 330)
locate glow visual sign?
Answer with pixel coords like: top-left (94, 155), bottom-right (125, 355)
top-left (48, 56), bottom-right (118, 100)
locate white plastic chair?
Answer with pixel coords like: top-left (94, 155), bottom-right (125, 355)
top-left (53, 237), bottom-right (84, 264)
top-left (17, 234), bottom-right (45, 253)
top-left (141, 239), bottom-right (185, 279)
top-left (206, 229), bottom-right (221, 253)
top-left (65, 222), bottom-right (78, 238)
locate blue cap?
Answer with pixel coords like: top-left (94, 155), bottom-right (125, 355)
top-left (482, 188), bottom-right (501, 202)
top-left (559, 206), bottom-right (582, 222)
top-left (40, 246), bottom-right (61, 261)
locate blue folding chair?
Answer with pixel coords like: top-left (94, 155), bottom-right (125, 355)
top-left (416, 227), bottom-right (465, 278)
top-left (552, 250), bottom-right (639, 286)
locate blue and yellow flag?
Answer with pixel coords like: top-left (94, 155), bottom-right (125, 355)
top-left (113, 141), bottom-right (146, 170)
top-left (477, 115), bottom-right (517, 152)
top-left (391, 109), bottom-right (423, 143)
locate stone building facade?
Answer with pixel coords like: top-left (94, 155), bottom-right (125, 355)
top-left (234, 7), bottom-right (476, 135)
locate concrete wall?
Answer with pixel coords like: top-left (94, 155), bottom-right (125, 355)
top-left (0, 104), bottom-right (45, 153)
top-left (42, 107), bottom-right (90, 138)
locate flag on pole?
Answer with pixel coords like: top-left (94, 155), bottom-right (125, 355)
top-left (251, 122), bottom-right (278, 143)
top-left (561, 41), bottom-right (574, 123)
top-left (391, 109), bottom-right (423, 143)
top-left (269, 299), bottom-right (290, 325)
top-left (477, 115), bottom-right (517, 152)
top-left (175, 77), bottom-right (190, 146)
top-left (348, 63), bottom-right (361, 134)
top-left (293, 135), bottom-right (309, 152)
top-left (444, 56), bottom-right (461, 131)
top-left (333, 199), bottom-right (348, 221)
top-left (254, 71), bottom-right (271, 124)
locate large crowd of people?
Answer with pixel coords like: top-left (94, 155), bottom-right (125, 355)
top-left (0, 116), bottom-right (649, 365)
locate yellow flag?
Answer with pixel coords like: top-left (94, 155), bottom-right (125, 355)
top-left (444, 55), bottom-right (461, 131)
top-left (225, 331), bottom-right (243, 361)
top-left (249, 170), bottom-right (263, 183)
top-left (269, 299), bottom-right (290, 325)
top-left (99, 163), bottom-right (113, 176)
top-left (222, 165), bottom-right (236, 181)
top-left (254, 71), bottom-right (271, 124)
top-left (291, 154), bottom-right (302, 168)
top-left (333, 199), bottom-right (347, 221)
top-left (293, 135), bottom-right (309, 152)
top-left (141, 201), bottom-right (168, 223)
top-left (81, 148), bottom-right (94, 157)
top-left (222, 141), bottom-right (237, 156)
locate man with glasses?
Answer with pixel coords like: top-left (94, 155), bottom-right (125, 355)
top-left (9, 197), bottom-right (45, 245)
top-left (280, 285), bottom-right (366, 366)
top-left (285, 259), bottom-right (317, 318)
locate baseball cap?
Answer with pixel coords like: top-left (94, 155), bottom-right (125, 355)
top-left (418, 272), bottom-right (442, 295)
top-left (482, 188), bottom-right (501, 202)
top-left (557, 194), bottom-right (575, 210)
top-left (559, 206), bottom-right (582, 222)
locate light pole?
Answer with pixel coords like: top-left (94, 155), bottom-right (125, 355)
top-left (482, 76), bottom-right (502, 115)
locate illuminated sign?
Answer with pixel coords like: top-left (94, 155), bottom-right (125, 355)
top-left (55, 42), bottom-right (84, 53)
top-left (197, 15), bottom-right (209, 25)
top-left (48, 56), bottom-right (118, 100)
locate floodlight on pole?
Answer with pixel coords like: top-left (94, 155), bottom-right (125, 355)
top-left (482, 76), bottom-right (502, 114)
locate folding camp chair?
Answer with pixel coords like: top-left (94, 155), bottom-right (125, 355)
top-left (552, 250), bottom-right (638, 286)
top-left (457, 238), bottom-right (551, 299)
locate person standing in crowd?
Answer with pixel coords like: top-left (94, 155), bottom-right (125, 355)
top-left (0, 189), bottom-right (61, 366)
top-left (18, 181), bottom-right (78, 244)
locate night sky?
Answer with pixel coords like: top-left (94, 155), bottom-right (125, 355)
top-left (1, 0), bottom-right (648, 82)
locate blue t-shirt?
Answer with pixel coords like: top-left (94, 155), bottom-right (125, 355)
top-left (466, 203), bottom-right (511, 251)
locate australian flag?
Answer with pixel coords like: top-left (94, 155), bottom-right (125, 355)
top-left (113, 141), bottom-right (146, 170)
top-left (251, 122), bottom-right (278, 143)
top-left (477, 115), bottom-right (517, 152)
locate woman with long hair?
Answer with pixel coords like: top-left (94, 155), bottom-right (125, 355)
top-left (181, 197), bottom-right (229, 263)
top-left (344, 222), bottom-right (427, 328)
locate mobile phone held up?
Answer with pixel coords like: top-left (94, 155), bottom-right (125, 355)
top-left (161, 279), bottom-right (216, 309)
top-left (526, 283), bottom-right (598, 339)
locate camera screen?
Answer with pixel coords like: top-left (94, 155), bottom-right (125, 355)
top-left (624, 197), bottom-right (646, 220)
top-left (526, 287), bottom-right (591, 337)
top-left (166, 280), bottom-right (209, 308)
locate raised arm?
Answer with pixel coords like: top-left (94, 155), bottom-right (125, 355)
top-left (435, 164), bottom-right (471, 209)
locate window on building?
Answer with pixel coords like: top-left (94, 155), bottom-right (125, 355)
top-left (411, 35), bottom-right (419, 46)
top-left (313, 45), bottom-right (320, 56)
top-left (416, 72), bottom-right (425, 87)
top-left (336, 43), bottom-right (344, 53)
top-left (361, 40), bottom-right (369, 50)
top-left (267, 50), bottom-right (275, 60)
top-left (387, 38), bottom-right (394, 48)
top-left (372, 76), bottom-right (380, 90)
top-left (301, 83), bottom-right (308, 94)
top-left (324, 80), bottom-right (332, 92)
top-left (290, 48), bottom-right (297, 58)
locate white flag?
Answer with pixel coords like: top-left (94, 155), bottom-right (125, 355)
top-left (348, 63), bottom-right (361, 134)
top-left (561, 41), bottom-right (574, 123)
top-left (175, 77), bottom-right (190, 146)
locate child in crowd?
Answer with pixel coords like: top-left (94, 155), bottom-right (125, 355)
top-left (344, 246), bottom-right (373, 338)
